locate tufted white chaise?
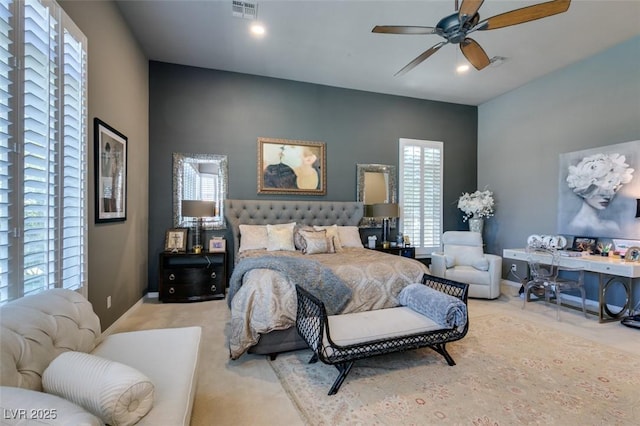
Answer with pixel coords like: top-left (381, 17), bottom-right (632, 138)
top-left (0, 289), bottom-right (201, 425)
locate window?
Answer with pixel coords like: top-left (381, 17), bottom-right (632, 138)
top-left (0, 0), bottom-right (87, 304)
top-left (398, 138), bottom-right (443, 258)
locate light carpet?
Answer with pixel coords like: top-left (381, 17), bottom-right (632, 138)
top-left (269, 313), bottom-right (640, 425)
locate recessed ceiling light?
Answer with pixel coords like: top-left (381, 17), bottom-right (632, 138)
top-left (456, 64), bottom-right (470, 74)
top-left (250, 23), bottom-right (265, 37)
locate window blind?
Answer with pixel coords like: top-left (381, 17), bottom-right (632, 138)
top-left (0, 0), bottom-right (87, 304)
top-left (399, 138), bottom-right (443, 257)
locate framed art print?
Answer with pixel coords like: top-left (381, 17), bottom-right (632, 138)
top-left (257, 137), bottom-right (326, 195)
top-left (95, 118), bottom-right (127, 223)
top-left (571, 236), bottom-right (598, 253)
top-left (209, 238), bottom-right (226, 253)
top-left (165, 228), bottom-right (188, 252)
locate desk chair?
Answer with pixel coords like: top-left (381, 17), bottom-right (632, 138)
top-left (522, 244), bottom-right (587, 320)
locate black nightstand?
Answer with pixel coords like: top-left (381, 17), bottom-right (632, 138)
top-left (159, 252), bottom-right (226, 302)
top-left (369, 246), bottom-right (415, 258)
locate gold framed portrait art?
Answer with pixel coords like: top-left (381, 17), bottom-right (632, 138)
top-left (257, 137), bottom-right (326, 195)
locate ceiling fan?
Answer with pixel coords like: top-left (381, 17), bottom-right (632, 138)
top-left (372, 0), bottom-right (571, 75)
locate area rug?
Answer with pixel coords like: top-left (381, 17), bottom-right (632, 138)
top-left (269, 315), bottom-right (640, 425)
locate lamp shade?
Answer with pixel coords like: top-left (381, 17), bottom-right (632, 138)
top-left (370, 203), bottom-right (399, 218)
top-left (181, 200), bottom-right (215, 218)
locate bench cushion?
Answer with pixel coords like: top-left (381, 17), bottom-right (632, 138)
top-left (326, 307), bottom-right (441, 347)
top-left (92, 327), bottom-right (201, 426)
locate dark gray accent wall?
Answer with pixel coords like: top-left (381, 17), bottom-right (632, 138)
top-left (148, 61), bottom-right (478, 291)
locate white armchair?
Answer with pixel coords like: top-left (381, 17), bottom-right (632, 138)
top-left (431, 231), bottom-right (502, 299)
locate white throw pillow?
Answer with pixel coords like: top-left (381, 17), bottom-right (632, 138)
top-left (313, 225), bottom-right (343, 252)
top-left (42, 351), bottom-right (155, 426)
top-left (238, 224), bottom-right (268, 252)
top-left (266, 223), bottom-right (296, 251)
top-left (337, 226), bottom-right (363, 248)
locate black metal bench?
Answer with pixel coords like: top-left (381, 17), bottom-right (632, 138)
top-left (295, 273), bottom-right (469, 395)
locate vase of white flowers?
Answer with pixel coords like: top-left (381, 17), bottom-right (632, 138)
top-left (457, 190), bottom-right (495, 233)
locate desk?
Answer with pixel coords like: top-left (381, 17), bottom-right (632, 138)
top-left (503, 249), bottom-right (640, 322)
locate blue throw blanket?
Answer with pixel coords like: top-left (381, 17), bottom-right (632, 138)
top-left (398, 283), bottom-right (468, 332)
top-left (227, 256), bottom-right (352, 315)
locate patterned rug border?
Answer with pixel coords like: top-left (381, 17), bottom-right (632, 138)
top-left (269, 314), bottom-right (640, 425)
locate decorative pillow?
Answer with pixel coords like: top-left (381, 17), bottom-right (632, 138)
top-left (445, 253), bottom-right (488, 271)
top-left (337, 226), bottom-right (363, 248)
top-left (445, 255), bottom-right (455, 269)
top-left (42, 351), bottom-right (155, 426)
top-left (238, 224), bottom-right (268, 252)
top-left (303, 234), bottom-right (330, 254)
top-left (266, 223), bottom-right (296, 251)
top-left (296, 228), bottom-right (326, 252)
top-left (294, 226), bottom-right (316, 251)
top-left (471, 257), bottom-right (490, 271)
top-left (0, 386), bottom-right (103, 425)
top-left (313, 225), bottom-right (343, 252)
top-left (398, 284), bottom-right (467, 332)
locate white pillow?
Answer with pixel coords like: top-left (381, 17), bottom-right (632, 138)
top-left (238, 224), bottom-right (268, 252)
top-left (337, 226), bottom-right (363, 248)
top-left (313, 225), bottom-right (343, 252)
top-left (0, 386), bottom-right (103, 425)
top-left (471, 257), bottom-right (490, 271)
top-left (43, 351), bottom-right (155, 426)
top-left (266, 223), bottom-right (296, 251)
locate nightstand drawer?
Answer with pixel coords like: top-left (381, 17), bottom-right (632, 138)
top-left (159, 252), bottom-right (227, 302)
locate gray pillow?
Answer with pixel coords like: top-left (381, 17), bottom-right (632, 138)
top-left (398, 284), bottom-right (467, 332)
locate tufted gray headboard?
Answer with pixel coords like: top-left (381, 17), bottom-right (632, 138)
top-left (224, 199), bottom-right (364, 261)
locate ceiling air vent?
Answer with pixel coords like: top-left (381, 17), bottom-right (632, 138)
top-left (232, 1), bottom-right (258, 20)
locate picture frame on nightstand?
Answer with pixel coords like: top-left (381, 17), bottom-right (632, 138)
top-left (209, 238), bottom-right (226, 253)
top-left (165, 228), bottom-right (188, 252)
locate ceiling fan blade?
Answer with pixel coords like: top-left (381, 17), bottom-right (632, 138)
top-left (460, 38), bottom-right (491, 70)
top-left (394, 41), bottom-right (447, 77)
top-left (481, 0), bottom-right (571, 31)
top-left (459, 0), bottom-right (484, 19)
top-left (372, 25), bottom-right (436, 35)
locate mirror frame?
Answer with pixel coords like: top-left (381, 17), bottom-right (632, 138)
top-left (173, 152), bottom-right (228, 230)
top-left (356, 163), bottom-right (397, 228)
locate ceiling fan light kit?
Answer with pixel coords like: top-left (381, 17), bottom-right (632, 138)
top-left (373, 0), bottom-right (571, 75)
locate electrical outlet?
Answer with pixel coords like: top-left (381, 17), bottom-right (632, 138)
top-left (107, 296), bottom-right (112, 309)
top-left (510, 264), bottom-right (517, 273)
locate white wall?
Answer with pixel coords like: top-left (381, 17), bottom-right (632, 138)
top-left (478, 36), bottom-right (640, 259)
top-left (60, 0), bottom-right (149, 329)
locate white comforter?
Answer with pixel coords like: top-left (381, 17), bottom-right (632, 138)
top-left (228, 247), bottom-right (429, 359)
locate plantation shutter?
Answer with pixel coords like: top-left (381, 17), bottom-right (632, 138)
top-left (60, 16), bottom-right (86, 289)
top-left (399, 138), bottom-right (443, 257)
top-left (0, 0), bottom-right (12, 301)
top-left (22, 0), bottom-right (58, 296)
top-left (0, 0), bottom-right (87, 304)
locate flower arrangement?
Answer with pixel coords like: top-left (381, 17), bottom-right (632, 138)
top-left (457, 189), bottom-right (494, 221)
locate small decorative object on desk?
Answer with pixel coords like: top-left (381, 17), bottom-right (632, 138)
top-left (458, 189), bottom-right (494, 233)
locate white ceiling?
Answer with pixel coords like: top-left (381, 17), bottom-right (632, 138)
top-left (115, 0), bottom-right (640, 106)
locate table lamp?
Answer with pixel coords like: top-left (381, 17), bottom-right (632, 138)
top-left (370, 203), bottom-right (399, 248)
top-left (181, 200), bottom-right (215, 253)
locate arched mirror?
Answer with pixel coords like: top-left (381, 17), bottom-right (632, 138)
top-left (356, 163), bottom-right (396, 227)
top-left (173, 153), bottom-right (228, 229)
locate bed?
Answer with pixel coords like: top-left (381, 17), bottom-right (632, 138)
top-left (225, 199), bottom-right (430, 359)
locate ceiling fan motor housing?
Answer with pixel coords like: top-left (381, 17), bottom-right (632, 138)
top-left (436, 12), bottom-right (480, 44)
